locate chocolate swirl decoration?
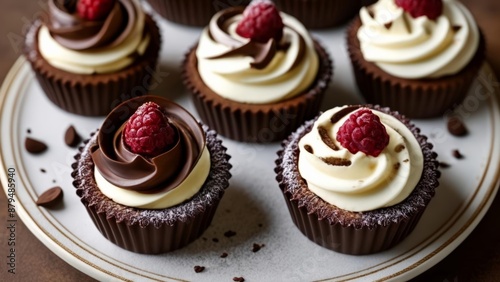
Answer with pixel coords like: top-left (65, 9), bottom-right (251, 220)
top-left (206, 7), bottom-right (305, 70)
top-left (91, 96), bottom-right (205, 193)
top-left (46, 0), bottom-right (136, 50)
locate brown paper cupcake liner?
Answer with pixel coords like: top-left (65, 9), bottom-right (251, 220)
top-left (183, 40), bottom-right (333, 143)
top-left (146, 0), bottom-right (251, 26)
top-left (72, 128), bottom-right (231, 254)
top-left (274, 0), bottom-right (370, 29)
top-left (347, 17), bottom-right (486, 119)
top-left (275, 105), bottom-right (440, 255)
top-left (24, 15), bottom-right (161, 116)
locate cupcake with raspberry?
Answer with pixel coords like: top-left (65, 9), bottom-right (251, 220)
top-left (72, 95), bottom-right (231, 253)
top-left (347, 0), bottom-right (485, 118)
top-left (146, 0), bottom-right (251, 26)
top-left (183, 0), bottom-right (332, 142)
top-left (275, 105), bottom-right (439, 255)
top-left (24, 0), bottom-right (161, 116)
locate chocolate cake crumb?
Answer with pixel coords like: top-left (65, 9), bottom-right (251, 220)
top-left (65, 125), bottom-right (81, 147)
top-left (321, 157), bottom-right (351, 166)
top-left (318, 126), bottom-right (338, 150)
top-left (194, 266), bottom-right (205, 273)
top-left (25, 137), bottom-right (48, 154)
top-left (395, 144), bottom-right (405, 153)
top-left (452, 149), bottom-right (464, 159)
top-left (252, 243), bottom-right (264, 252)
top-left (220, 252), bottom-right (228, 258)
top-left (224, 230), bottom-right (236, 238)
top-left (447, 116), bottom-right (468, 136)
top-left (439, 162), bottom-right (450, 168)
top-left (40, 168), bottom-right (46, 173)
top-left (212, 238), bottom-right (219, 243)
top-left (233, 277), bottom-right (245, 282)
top-left (304, 144), bottom-right (313, 154)
top-left (36, 186), bottom-right (63, 208)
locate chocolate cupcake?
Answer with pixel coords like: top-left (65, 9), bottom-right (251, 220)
top-left (24, 0), bottom-right (161, 116)
top-left (72, 96), bottom-right (231, 253)
top-left (274, 0), bottom-right (375, 29)
top-left (347, 0), bottom-right (485, 118)
top-left (183, 0), bottom-right (332, 142)
top-left (275, 105), bottom-right (439, 255)
top-left (146, 0), bottom-right (251, 26)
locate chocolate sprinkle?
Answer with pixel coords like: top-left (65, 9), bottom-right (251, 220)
top-left (318, 126), bottom-right (338, 150)
top-left (452, 149), bottom-right (464, 159)
top-left (224, 230), bottom-right (236, 238)
top-left (304, 144), bottom-right (313, 154)
top-left (447, 116), bottom-right (468, 136)
top-left (36, 186), bottom-right (63, 207)
top-left (220, 252), bottom-right (228, 258)
top-left (439, 162), bottom-right (451, 168)
top-left (65, 125), bottom-right (81, 147)
top-left (395, 144), bottom-right (405, 153)
top-left (194, 266), bottom-right (205, 273)
top-left (25, 137), bottom-right (48, 154)
top-left (233, 277), bottom-right (245, 282)
top-left (321, 157), bottom-right (351, 166)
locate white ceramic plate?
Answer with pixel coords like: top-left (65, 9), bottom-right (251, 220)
top-left (1, 11), bottom-right (500, 281)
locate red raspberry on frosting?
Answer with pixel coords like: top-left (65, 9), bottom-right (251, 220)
top-left (123, 102), bottom-right (177, 158)
top-left (336, 108), bottom-right (390, 157)
top-left (77, 0), bottom-right (116, 21)
top-left (395, 0), bottom-right (443, 20)
top-left (236, 0), bottom-right (284, 43)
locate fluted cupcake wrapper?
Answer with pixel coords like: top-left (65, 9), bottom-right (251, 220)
top-left (347, 17), bottom-right (486, 119)
top-left (25, 16), bottom-right (161, 116)
top-left (275, 105), bottom-right (440, 255)
top-left (146, 0), bottom-right (251, 26)
top-left (183, 40), bottom-right (333, 143)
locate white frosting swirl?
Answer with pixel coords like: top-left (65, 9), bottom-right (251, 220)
top-left (196, 12), bottom-right (319, 104)
top-left (38, 0), bottom-right (150, 74)
top-left (94, 146), bottom-right (211, 209)
top-left (298, 107), bottom-right (424, 212)
top-left (357, 0), bottom-right (479, 79)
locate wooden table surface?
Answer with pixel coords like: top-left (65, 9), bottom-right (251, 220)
top-left (1, 1), bottom-right (499, 281)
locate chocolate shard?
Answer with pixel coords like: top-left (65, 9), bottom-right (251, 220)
top-left (36, 186), bottom-right (63, 207)
top-left (304, 144), bottom-right (313, 154)
top-left (25, 137), bottom-right (48, 154)
top-left (321, 157), bottom-right (351, 166)
top-left (447, 116), bottom-right (468, 136)
top-left (65, 125), bottom-right (81, 147)
top-left (318, 126), bottom-right (338, 150)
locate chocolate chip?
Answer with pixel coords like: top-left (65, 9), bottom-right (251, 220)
top-left (452, 149), bottom-right (464, 159)
top-left (193, 266), bottom-right (205, 273)
top-left (65, 125), bottom-right (81, 147)
top-left (233, 277), bottom-right (245, 282)
top-left (36, 186), bottom-right (63, 207)
top-left (224, 230), bottom-right (237, 238)
top-left (447, 117), bottom-right (468, 136)
top-left (212, 238), bottom-right (219, 243)
top-left (252, 243), bottom-right (264, 253)
top-left (220, 252), bottom-right (228, 258)
top-left (25, 137), bottom-right (47, 154)
top-left (439, 162), bottom-right (451, 168)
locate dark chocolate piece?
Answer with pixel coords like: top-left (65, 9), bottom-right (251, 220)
top-left (194, 266), bottom-right (205, 273)
top-left (224, 230), bottom-right (236, 238)
top-left (304, 144), bottom-right (313, 154)
top-left (318, 126), bottom-right (338, 150)
top-left (447, 117), bottom-right (468, 136)
top-left (452, 149), bottom-right (464, 159)
top-left (36, 186), bottom-right (63, 207)
top-left (65, 125), bottom-right (81, 147)
top-left (321, 157), bottom-right (351, 166)
top-left (25, 137), bottom-right (48, 154)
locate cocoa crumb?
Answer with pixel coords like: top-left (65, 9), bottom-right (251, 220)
top-left (194, 266), bottom-right (205, 273)
top-left (220, 252), bottom-right (228, 258)
top-left (233, 277), bottom-right (245, 282)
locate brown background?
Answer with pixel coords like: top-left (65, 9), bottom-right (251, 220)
top-left (1, 0), bottom-right (499, 280)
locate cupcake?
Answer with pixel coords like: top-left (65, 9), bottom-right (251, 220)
top-left (24, 0), bottom-right (161, 116)
top-left (146, 0), bottom-right (251, 26)
top-left (275, 105), bottom-right (439, 255)
top-left (274, 0), bottom-right (375, 29)
top-left (183, 0), bottom-right (332, 143)
top-left (72, 95), bottom-right (231, 253)
top-left (347, 0), bottom-right (485, 118)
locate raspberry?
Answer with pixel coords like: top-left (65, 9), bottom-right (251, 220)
top-left (395, 0), bottom-right (443, 20)
top-left (77, 0), bottom-right (115, 21)
top-left (336, 109), bottom-right (390, 157)
top-left (123, 102), bottom-right (177, 158)
top-left (236, 0), bottom-right (284, 43)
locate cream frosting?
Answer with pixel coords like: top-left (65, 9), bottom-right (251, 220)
top-left (357, 0), bottom-right (479, 79)
top-left (94, 146), bottom-right (211, 209)
top-left (298, 106), bottom-right (424, 212)
top-left (196, 12), bottom-right (319, 104)
top-left (38, 0), bottom-right (150, 74)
